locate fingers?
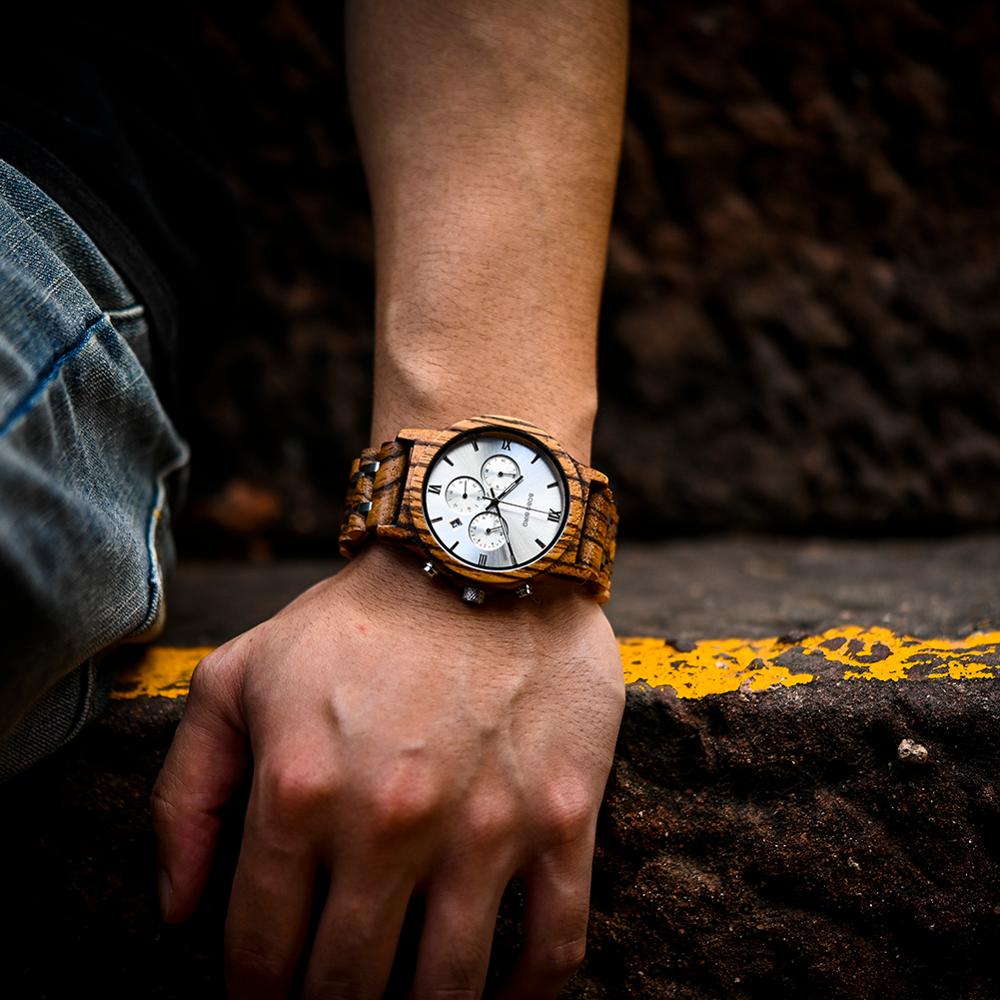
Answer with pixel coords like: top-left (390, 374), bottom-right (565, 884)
top-left (225, 745), bottom-right (419, 1000)
top-left (494, 827), bottom-right (597, 1000)
top-left (407, 861), bottom-right (512, 1000)
top-left (150, 647), bottom-right (249, 924)
top-left (223, 786), bottom-right (324, 999)
top-left (298, 861), bottom-right (417, 1000)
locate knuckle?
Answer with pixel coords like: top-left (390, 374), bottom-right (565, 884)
top-left (539, 775), bottom-right (594, 844)
top-left (424, 987), bottom-right (478, 999)
top-left (226, 939), bottom-right (289, 986)
top-left (189, 638), bottom-right (248, 710)
top-left (368, 768), bottom-right (444, 834)
top-left (537, 934), bottom-right (588, 977)
top-left (148, 782), bottom-right (177, 825)
top-left (188, 648), bottom-right (227, 697)
top-left (262, 759), bottom-right (341, 821)
top-left (423, 958), bottom-right (484, 998)
top-left (149, 766), bottom-right (193, 827)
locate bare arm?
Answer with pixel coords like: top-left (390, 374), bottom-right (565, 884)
top-left (151, 5), bottom-right (629, 999)
top-left (349, 0), bottom-right (628, 461)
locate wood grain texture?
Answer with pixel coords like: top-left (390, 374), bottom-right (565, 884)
top-left (338, 414), bottom-right (619, 601)
top-left (338, 445), bottom-right (379, 558)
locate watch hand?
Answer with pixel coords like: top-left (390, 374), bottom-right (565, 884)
top-left (495, 507), bottom-right (517, 565)
top-left (487, 486), bottom-right (518, 564)
top-left (493, 499), bottom-right (558, 516)
top-left (486, 476), bottom-right (523, 514)
top-left (496, 474), bottom-right (523, 502)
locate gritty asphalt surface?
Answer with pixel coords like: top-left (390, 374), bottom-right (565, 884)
top-left (2, 535), bottom-right (1000, 999)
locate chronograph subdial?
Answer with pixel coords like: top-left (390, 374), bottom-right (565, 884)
top-left (468, 511), bottom-right (508, 551)
top-left (481, 454), bottom-right (520, 493)
top-left (445, 476), bottom-right (486, 514)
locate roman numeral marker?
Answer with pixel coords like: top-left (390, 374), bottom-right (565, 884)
top-left (500, 439), bottom-right (512, 450)
top-left (450, 517), bottom-right (462, 528)
top-left (547, 509), bottom-right (561, 522)
top-left (428, 484), bottom-right (442, 495)
top-left (478, 554), bottom-right (488, 566)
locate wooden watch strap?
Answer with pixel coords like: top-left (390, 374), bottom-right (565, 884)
top-left (573, 478), bottom-right (619, 602)
top-left (338, 435), bottom-right (619, 602)
top-left (338, 439), bottom-right (411, 558)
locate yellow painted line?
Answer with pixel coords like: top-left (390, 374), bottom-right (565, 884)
top-left (619, 626), bottom-right (1000, 698)
top-left (113, 646), bottom-right (214, 699)
top-left (111, 627), bottom-right (1000, 702)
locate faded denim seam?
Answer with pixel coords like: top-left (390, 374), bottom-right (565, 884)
top-left (130, 442), bottom-right (190, 642)
top-left (1, 300), bottom-right (190, 647)
top-left (62, 658), bottom-right (98, 744)
top-left (0, 307), bottom-right (145, 438)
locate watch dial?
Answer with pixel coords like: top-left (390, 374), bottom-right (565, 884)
top-left (422, 429), bottom-right (569, 572)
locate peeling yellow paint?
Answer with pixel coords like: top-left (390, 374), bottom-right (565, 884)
top-left (619, 626), bottom-right (1000, 697)
top-left (619, 636), bottom-right (816, 697)
top-left (111, 627), bottom-right (1000, 702)
top-left (112, 646), bottom-right (214, 699)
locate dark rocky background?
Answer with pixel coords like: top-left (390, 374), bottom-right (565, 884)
top-left (173, 0), bottom-right (1000, 558)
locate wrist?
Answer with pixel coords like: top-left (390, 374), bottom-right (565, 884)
top-left (340, 414), bottom-right (617, 608)
top-left (343, 537), bottom-right (600, 625)
top-left (370, 360), bottom-right (597, 465)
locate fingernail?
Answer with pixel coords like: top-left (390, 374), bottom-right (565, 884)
top-left (158, 867), bottom-right (173, 922)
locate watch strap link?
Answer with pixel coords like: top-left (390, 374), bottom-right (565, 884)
top-left (575, 479), bottom-right (618, 602)
top-left (338, 439), bottom-right (410, 558)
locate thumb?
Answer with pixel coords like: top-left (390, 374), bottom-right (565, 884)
top-left (150, 645), bottom-right (249, 923)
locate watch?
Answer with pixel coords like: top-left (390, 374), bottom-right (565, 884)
top-left (338, 414), bottom-right (618, 605)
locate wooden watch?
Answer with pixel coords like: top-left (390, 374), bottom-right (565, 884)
top-left (338, 415), bottom-right (618, 604)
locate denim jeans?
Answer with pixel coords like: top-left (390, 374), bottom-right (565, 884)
top-left (0, 157), bottom-right (190, 783)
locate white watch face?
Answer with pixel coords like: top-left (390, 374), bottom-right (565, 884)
top-left (421, 428), bottom-right (569, 572)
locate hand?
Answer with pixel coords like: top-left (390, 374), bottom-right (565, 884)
top-left (150, 542), bottom-right (626, 999)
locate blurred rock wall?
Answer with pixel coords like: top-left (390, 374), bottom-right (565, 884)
top-left (177, 0), bottom-right (1000, 556)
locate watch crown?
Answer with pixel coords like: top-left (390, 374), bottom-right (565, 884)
top-left (423, 561), bottom-right (439, 579)
top-left (461, 586), bottom-right (486, 605)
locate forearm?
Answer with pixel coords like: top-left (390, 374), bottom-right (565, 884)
top-left (345, 0), bottom-right (628, 464)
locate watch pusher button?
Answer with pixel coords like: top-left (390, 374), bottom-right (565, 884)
top-left (515, 583), bottom-right (533, 599)
top-left (461, 586), bottom-right (486, 605)
top-left (423, 561), bottom-right (439, 579)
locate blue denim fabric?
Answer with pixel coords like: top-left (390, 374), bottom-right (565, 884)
top-left (0, 157), bottom-right (190, 783)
